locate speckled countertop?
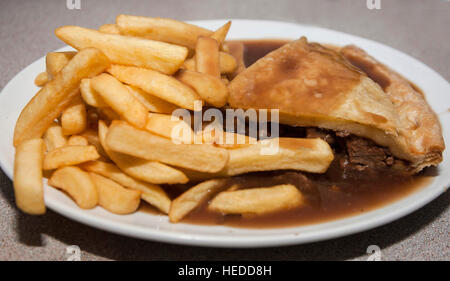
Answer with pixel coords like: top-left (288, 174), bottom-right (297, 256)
top-left (0, 0), bottom-right (448, 261)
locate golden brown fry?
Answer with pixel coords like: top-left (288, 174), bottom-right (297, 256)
top-left (116, 14), bottom-right (212, 49)
top-left (176, 69), bottom-right (228, 107)
top-left (209, 184), bottom-right (304, 215)
top-left (67, 135), bottom-right (89, 146)
top-left (44, 123), bottom-right (68, 151)
top-left (169, 178), bottom-right (228, 222)
top-left (99, 24), bottom-right (120, 34)
top-left (80, 161), bottom-right (171, 213)
top-left (61, 95), bottom-right (87, 135)
top-left (108, 65), bottom-right (201, 110)
top-left (183, 53), bottom-right (236, 74)
top-left (181, 58), bottom-right (196, 71)
top-left (48, 166), bottom-right (98, 209)
top-left (106, 121), bottom-right (229, 173)
top-left (98, 120), bottom-right (188, 184)
top-left (219, 52), bottom-right (237, 74)
top-left (90, 73), bottom-right (148, 128)
top-left (80, 78), bottom-right (108, 108)
top-left (89, 173), bottom-right (141, 214)
top-left (55, 26), bottom-right (188, 75)
top-left (195, 36), bottom-right (220, 78)
top-left (13, 139), bottom-right (45, 215)
top-left (223, 138), bottom-right (334, 175)
top-left (45, 51), bottom-right (77, 79)
top-left (43, 145), bottom-right (100, 170)
top-left (125, 85), bottom-right (178, 114)
top-left (145, 113), bottom-right (193, 144)
top-left (34, 72), bottom-right (49, 87)
top-left (13, 48), bottom-right (110, 146)
top-left (210, 21), bottom-right (231, 46)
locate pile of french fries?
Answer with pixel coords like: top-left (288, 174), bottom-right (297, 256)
top-left (13, 15), bottom-right (334, 223)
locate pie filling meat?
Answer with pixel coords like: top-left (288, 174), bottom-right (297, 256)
top-left (228, 37), bottom-right (444, 178)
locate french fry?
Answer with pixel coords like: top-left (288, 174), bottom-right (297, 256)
top-left (61, 95), bottom-right (87, 135)
top-left (43, 123), bottom-right (68, 151)
top-left (106, 121), bottom-right (229, 173)
top-left (183, 52), bottom-right (237, 74)
top-left (13, 48), bottom-right (110, 146)
top-left (80, 78), bottom-right (108, 108)
top-left (80, 161), bottom-right (171, 213)
top-left (145, 113), bottom-right (193, 144)
top-left (48, 166), bottom-right (98, 209)
top-left (195, 36), bottom-right (220, 78)
top-left (43, 145), bottom-right (100, 170)
top-left (98, 120), bottom-right (189, 184)
top-left (176, 69), bottom-right (228, 107)
top-left (210, 21), bottom-right (231, 46)
top-left (178, 138), bottom-right (334, 181)
top-left (219, 52), bottom-right (237, 74)
top-left (99, 24), bottom-right (120, 34)
top-left (45, 51), bottom-right (77, 79)
top-left (34, 72), bottom-right (49, 87)
top-left (223, 138), bottom-right (334, 175)
top-left (169, 178), bottom-right (228, 222)
top-left (181, 58), bottom-right (196, 71)
top-left (107, 65), bottom-right (201, 110)
top-left (55, 26), bottom-right (188, 75)
top-left (13, 139), bottom-right (45, 215)
top-left (225, 41), bottom-right (246, 78)
top-left (89, 173), bottom-right (141, 214)
top-left (67, 135), bottom-right (89, 146)
top-left (116, 14), bottom-right (212, 49)
top-left (125, 85), bottom-right (178, 114)
top-left (90, 73), bottom-right (148, 128)
top-left (209, 184), bottom-right (304, 215)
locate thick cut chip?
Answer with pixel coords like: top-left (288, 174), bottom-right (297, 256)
top-left (116, 15), bottom-right (212, 49)
top-left (169, 179), bottom-right (228, 222)
top-left (105, 121), bottom-right (229, 173)
top-left (61, 95), bottom-right (87, 135)
top-left (55, 26), bottom-right (188, 74)
top-left (46, 51), bottom-right (77, 79)
top-left (14, 48), bottom-right (110, 146)
top-left (13, 139), bottom-right (45, 215)
top-left (90, 73), bottom-right (148, 128)
top-left (108, 65), bottom-right (201, 110)
top-left (176, 69), bottom-right (228, 108)
top-left (80, 161), bottom-right (171, 213)
top-left (195, 36), bottom-right (220, 78)
top-left (209, 184), bottom-right (304, 215)
top-left (98, 120), bottom-right (188, 184)
top-left (80, 78), bottom-right (108, 108)
top-left (89, 173), bottom-right (141, 214)
top-left (44, 123), bottom-right (68, 151)
top-left (43, 145), bottom-right (100, 170)
top-left (48, 166), bottom-right (98, 209)
top-left (145, 113), bottom-right (194, 144)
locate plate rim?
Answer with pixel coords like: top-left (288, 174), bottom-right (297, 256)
top-left (0, 19), bottom-right (449, 248)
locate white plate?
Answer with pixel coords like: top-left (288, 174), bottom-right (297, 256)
top-left (1, 20), bottom-right (449, 248)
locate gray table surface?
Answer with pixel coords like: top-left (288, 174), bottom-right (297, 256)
top-left (0, 0), bottom-right (449, 261)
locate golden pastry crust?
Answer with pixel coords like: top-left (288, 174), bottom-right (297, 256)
top-left (228, 37), bottom-right (444, 173)
top-left (340, 45), bottom-right (444, 172)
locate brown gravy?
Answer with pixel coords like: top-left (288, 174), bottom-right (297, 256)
top-left (140, 39), bottom-right (434, 228)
